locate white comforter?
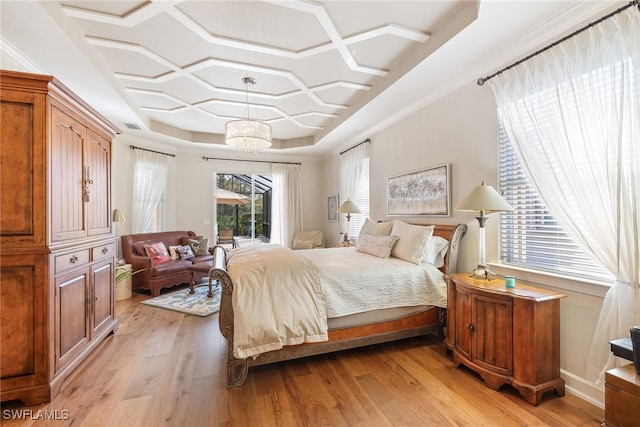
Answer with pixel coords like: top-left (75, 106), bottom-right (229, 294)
top-left (227, 245), bottom-right (328, 359)
top-left (298, 247), bottom-right (448, 318)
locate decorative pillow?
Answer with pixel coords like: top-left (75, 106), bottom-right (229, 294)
top-left (424, 236), bottom-right (449, 268)
top-left (144, 242), bottom-right (171, 265)
top-left (390, 221), bottom-right (434, 265)
top-left (357, 218), bottom-right (394, 245)
top-left (168, 245), bottom-right (181, 261)
top-left (180, 235), bottom-right (202, 246)
top-left (293, 239), bottom-right (314, 250)
top-left (176, 245), bottom-right (195, 260)
top-left (356, 234), bottom-right (399, 259)
top-left (133, 240), bottom-right (153, 256)
top-left (188, 237), bottom-right (209, 256)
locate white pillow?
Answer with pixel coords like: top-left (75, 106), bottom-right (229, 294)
top-left (390, 220), bottom-right (434, 265)
top-left (424, 236), bottom-right (449, 268)
top-left (293, 239), bottom-right (314, 250)
top-left (357, 218), bottom-right (393, 245)
top-left (356, 234), bottom-right (399, 258)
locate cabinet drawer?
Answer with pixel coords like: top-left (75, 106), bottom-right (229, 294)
top-left (91, 242), bottom-right (116, 261)
top-left (54, 249), bottom-right (90, 274)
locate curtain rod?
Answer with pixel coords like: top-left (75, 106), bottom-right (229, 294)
top-left (202, 156), bottom-right (301, 165)
top-left (477, 0), bottom-right (639, 86)
top-left (340, 138), bottom-right (371, 156)
top-left (129, 145), bottom-right (176, 157)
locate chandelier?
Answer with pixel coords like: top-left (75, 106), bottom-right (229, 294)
top-left (225, 77), bottom-right (272, 152)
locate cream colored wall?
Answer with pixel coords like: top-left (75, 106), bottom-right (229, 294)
top-left (321, 81), bottom-right (607, 407)
top-left (111, 137), bottom-right (324, 244)
top-left (112, 81), bottom-right (607, 407)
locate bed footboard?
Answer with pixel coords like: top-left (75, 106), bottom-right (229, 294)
top-left (209, 245), bottom-right (248, 386)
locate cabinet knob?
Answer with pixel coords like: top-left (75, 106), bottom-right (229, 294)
top-left (102, 247), bottom-right (108, 254)
top-left (467, 324), bottom-right (475, 332)
top-left (69, 254), bottom-right (79, 264)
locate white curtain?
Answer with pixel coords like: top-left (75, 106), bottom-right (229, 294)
top-left (339, 143), bottom-right (367, 234)
top-left (131, 149), bottom-right (171, 233)
top-left (271, 163), bottom-right (303, 247)
top-left (488, 7), bottom-right (640, 385)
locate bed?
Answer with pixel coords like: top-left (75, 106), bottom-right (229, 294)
top-left (209, 222), bottom-right (467, 387)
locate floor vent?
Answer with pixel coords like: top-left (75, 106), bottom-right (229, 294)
top-left (124, 123), bottom-right (141, 130)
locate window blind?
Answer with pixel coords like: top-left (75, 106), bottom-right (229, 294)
top-left (498, 123), bottom-right (614, 282)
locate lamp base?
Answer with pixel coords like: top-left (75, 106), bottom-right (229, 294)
top-left (469, 265), bottom-right (495, 281)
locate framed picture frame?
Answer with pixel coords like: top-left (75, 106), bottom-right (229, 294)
top-left (327, 195), bottom-right (339, 222)
top-left (387, 164), bottom-right (451, 217)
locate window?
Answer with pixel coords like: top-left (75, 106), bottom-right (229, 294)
top-left (348, 157), bottom-right (370, 239)
top-left (498, 123), bottom-right (614, 282)
top-left (132, 161), bottom-right (164, 232)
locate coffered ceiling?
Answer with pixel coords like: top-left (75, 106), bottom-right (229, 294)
top-left (0, 1), bottom-right (622, 155)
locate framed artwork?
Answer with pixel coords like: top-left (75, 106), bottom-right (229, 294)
top-left (327, 195), bottom-right (339, 222)
top-left (387, 164), bottom-right (451, 216)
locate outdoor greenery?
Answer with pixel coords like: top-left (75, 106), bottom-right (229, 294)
top-left (216, 174), bottom-right (268, 237)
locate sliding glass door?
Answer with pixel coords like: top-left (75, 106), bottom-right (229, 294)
top-left (215, 174), bottom-right (272, 246)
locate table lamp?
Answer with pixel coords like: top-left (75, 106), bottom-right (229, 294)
top-left (456, 181), bottom-right (512, 280)
top-left (337, 199), bottom-right (361, 243)
top-left (112, 208), bottom-right (125, 259)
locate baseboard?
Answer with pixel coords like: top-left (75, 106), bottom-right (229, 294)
top-left (562, 369), bottom-right (604, 409)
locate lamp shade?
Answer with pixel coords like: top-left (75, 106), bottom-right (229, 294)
top-left (112, 208), bottom-right (126, 223)
top-left (456, 182), bottom-right (512, 213)
top-left (337, 199), bottom-right (361, 214)
top-left (225, 119), bottom-right (272, 152)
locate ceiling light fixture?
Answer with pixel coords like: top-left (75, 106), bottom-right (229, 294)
top-left (225, 77), bottom-right (272, 153)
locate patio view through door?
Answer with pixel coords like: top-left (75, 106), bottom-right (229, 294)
top-left (216, 174), bottom-right (272, 247)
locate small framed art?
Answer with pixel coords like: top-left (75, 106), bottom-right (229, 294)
top-left (328, 195), bottom-right (339, 222)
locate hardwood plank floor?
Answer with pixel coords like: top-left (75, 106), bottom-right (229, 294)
top-left (2, 288), bottom-right (604, 426)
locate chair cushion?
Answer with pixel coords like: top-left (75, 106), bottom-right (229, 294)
top-left (293, 231), bottom-right (324, 248)
top-left (293, 239), bottom-right (314, 250)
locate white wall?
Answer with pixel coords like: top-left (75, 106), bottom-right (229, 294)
top-left (321, 81), bottom-right (607, 407)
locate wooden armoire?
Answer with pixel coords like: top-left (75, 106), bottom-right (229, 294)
top-left (1, 70), bottom-right (120, 405)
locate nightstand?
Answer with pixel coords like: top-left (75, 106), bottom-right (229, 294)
top-left (605, 364), bottom-right (640, 427)
top-left (445, 273), bottom-right (566, 405)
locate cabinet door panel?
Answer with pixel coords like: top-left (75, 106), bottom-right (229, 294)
top-left (0, 91), bottom-right (46, 247)
top-left (473, 295), bottom-right (512, 375)
top-left (56, 269), bottom-right (89, 372)
top-left (1, 264), bottom-right (35, 379)
top-left (85, 129), bottom-right (111, 236)
top-left (91, 259), bottom-right (114, 337)
top-left (51, 106), bottom-right (86, 242)
top-left (454, 288), bottom-right (472, 359)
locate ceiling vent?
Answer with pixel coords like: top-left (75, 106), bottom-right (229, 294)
top-left (124, 123), bottom-right (141, 130)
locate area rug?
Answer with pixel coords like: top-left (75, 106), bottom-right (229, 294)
top-left (140, 281), bottom-right (221, 317)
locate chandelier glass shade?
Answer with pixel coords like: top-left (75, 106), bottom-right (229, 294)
top-left (225, 119), bottom-right (272, 152)
top-left (225, 77), bottom-right (272, 153)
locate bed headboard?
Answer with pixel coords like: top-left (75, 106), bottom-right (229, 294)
top-left (426, 224), bottom-right (468, 274)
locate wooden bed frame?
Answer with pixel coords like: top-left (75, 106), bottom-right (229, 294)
top-left (209, 223), bottom-right (467, 387)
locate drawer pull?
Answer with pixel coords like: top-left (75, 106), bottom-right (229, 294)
top-left (69, 254), bottom-right (79, 264)
top-left (467, 324), bottom-right (475, 332)
top-left (102, 247), bottom-right (108, 255)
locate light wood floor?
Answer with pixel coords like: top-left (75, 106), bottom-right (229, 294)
top-left (2, 287), bottom-right (605, 427)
